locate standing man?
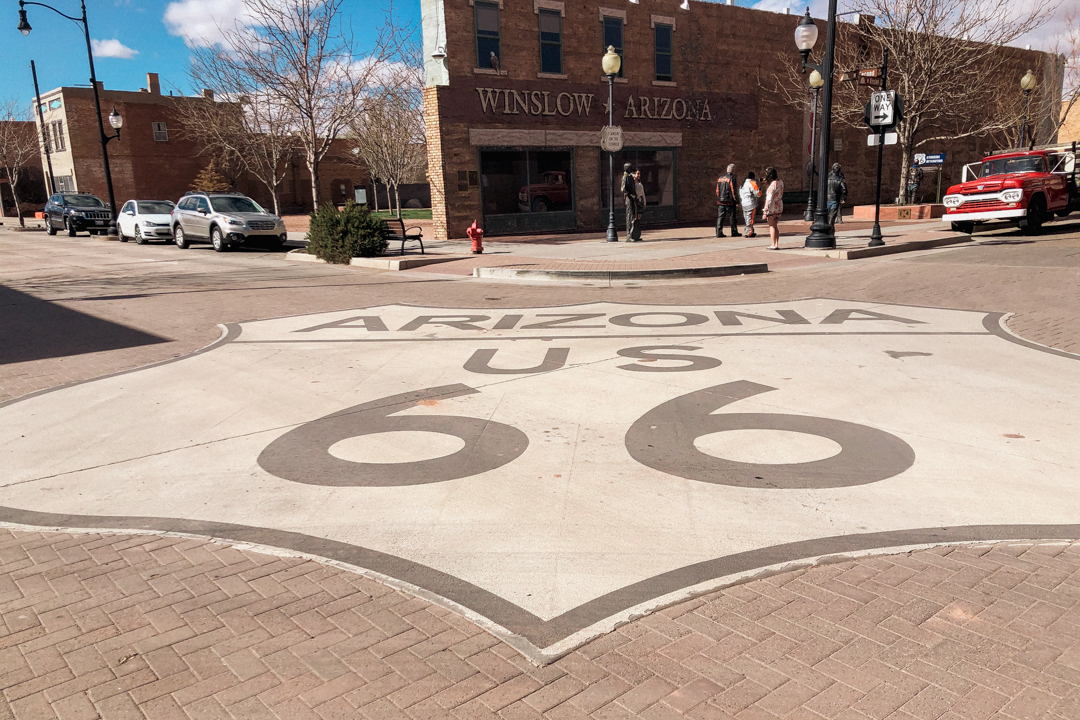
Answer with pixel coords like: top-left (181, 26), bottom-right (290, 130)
top-left (628, 170), bottom-right (646, 242)
top-left (826, 163), bottom-right (847, 226)
top-left (716, 163), bottom-right (740, 238)
top-left (621, 163), bottom-right (639, 243)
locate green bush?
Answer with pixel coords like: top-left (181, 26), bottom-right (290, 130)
top-left (306, 201), bottom-right (388, 263)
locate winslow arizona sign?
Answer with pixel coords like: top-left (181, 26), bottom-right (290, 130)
top-left (2, 300), bottom-right (1079, 662)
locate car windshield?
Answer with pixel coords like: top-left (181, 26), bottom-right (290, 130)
top-left (137, 201), bottom-right (175, 214)
top-left (980, 156), bottom-right (1046, 177)
top-left (63, 194), bottom-right (104, 207)
top-left (210, 197), bottom-right (264, 214)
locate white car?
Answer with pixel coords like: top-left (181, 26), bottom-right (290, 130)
top-left (117, 200), bottom-right (177, 244)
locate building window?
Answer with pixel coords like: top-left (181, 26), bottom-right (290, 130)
top-left (475, 1), bottom-right (501, 70)
top-left (654, 24), bottom-right (673, 82)
top-left (152, 122), bottom-right (169, 142)
top-left (480, 149), bottom-right (573, 216)
top-left (538, 9), bottom-right (562, 75)
top-left (50, 121), bottom-right (65, 151)
top-left (601, 148), bottom-right (677, 216)
top-left (603, 17), bottom-right (624, 77)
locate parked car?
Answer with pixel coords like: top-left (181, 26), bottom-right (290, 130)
top-left (171, 192), bottom-right (287, 252)
top-left (942, 145), bottom-right (1079, 235)
top-left (44, 193), bottom-right (113, 237)
top-left (117, 200), bottom-right (176, 244)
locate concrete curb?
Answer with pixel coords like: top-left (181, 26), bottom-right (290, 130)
top-left (809, 234), bottom-right (972, 260)
top-left (473, 263), bottom-right (768, 282)
top-left (285, 248), bottom-right (470, 271)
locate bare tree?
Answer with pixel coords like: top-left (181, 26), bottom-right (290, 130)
top-left (0, 101), bottom-right (40, 227)
top-left (768, 0), bottom-right (1056, 203)
top-left (191, 0), bottom-right (408, 209)
top-left (176, 89), bottom-right (298, 215)
top-left (349, 61), bottom-right (425, 218)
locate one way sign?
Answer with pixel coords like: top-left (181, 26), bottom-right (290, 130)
top-left (870, 90), bottom-right (896, 126)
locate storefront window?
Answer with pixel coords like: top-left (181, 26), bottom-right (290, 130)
top-left (601, 149), bottom-right (676, 210)
top-left (481, 150), bottom-right (574, 215)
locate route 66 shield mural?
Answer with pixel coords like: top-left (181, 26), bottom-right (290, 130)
top-left (2, 299), bottom-right (1078, 661)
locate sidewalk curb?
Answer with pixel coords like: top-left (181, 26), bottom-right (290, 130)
top-left (803, 233), bottom-right (972, 260)
top-left (473, 263), bottom-right (768, 282)
top-left (285, 248), bottom-right (470, 270)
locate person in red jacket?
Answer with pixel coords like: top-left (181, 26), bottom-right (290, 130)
top-left (715, 163), bottom-right (740, 238)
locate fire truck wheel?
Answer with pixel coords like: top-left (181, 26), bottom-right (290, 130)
top-left (1020, 196), bottom-right (1045, 235)
top-left (950, 221), bottom-right (975, 235)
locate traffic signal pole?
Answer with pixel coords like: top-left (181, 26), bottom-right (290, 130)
top-left (868, 47), bottom-right (889, 248)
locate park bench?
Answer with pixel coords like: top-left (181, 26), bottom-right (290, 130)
top-left (385, 217), bottom-right (424, 255)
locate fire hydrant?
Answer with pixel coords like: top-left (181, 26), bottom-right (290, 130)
top-left (467, 220), bottom-right (484, 254)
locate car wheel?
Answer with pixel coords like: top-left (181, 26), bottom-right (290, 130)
top-left (1020, 197), bottom-right (1045, 235)
top-left (135, 226), bottom-right (147, 245)
top-left (65, 217), bottom-right (77, 237)
top-left (46, 218), bottom-right (56, 236)
top-left (174, 225), bottom-right (189, 249)
top-left (211, 226), bottom-right (228, 252)
top-left (531, 198), bottom-right (550, 213)
top-left (119, 227), bottom-right (128, 242)
top-left (950, 221), bottom-right (975, 234)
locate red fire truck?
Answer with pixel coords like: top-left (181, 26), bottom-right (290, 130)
top-left (942, 144), bottom-right (1079, 235)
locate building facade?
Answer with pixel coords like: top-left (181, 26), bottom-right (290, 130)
top-left (421, 0), bottom-right (1057, 239)
top-left (35, 73), bottom-right (369, 214)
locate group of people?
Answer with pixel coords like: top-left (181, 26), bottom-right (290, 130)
top-left (715, 164), bottom-right (785, 249)
top-left (618, 162), bottom-right (848, 248)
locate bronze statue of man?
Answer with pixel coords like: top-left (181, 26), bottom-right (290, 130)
top-left (621, 163), bottom-right (639, 243)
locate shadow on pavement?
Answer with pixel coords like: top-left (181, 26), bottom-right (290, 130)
top-left (0, 286), bottom-right (169, 365)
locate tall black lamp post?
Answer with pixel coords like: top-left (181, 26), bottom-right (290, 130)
top-left (794, 5), bottom-right (839, 249)
top-left (1019, 69), bottom-right (1036, 149)
top-left (804, 69), bottom-right (824, 222)
top-left (602, 46), bottom-right (622, 243)
top-left (18, 0), bottom-right (121, 237)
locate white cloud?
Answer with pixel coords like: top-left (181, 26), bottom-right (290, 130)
top-left (163, 0), bottom-right (249, 48)
top-left (91, 39), bottom-right (139, 59)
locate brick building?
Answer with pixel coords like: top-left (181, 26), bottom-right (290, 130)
top-left (421, 0), bottom-right (1058, 239)
top-left (34, 73), bottom-right (368, 214)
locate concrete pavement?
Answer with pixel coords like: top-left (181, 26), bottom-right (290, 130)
top-left (2, 218), bottom-right (1080, 718)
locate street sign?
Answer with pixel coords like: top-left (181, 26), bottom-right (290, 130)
top-left (841, 67), bottom-right (882, 83)
top-left (859, 76), bottom-right (883, 88)
top-left (869, 90), bottom-right (896, 126)
top-left (867, 133), bottom-right (898, 146)
top-left (914, 152), bottom-right (946, 166)
top-left (600, 126), bottom-right (623, 152)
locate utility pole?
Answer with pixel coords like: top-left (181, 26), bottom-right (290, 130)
top-left (30, 60), bottom-right (56, 195)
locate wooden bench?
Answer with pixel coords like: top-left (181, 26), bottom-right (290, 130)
top-left (385, 217), bottom-right (424, 255)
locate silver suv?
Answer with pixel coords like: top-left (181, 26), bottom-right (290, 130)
top-left (171, 192), bottom-right (287, 252)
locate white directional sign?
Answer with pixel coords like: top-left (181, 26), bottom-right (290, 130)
top-left (600, 125), bottom-right (623, 152)
top-left (2, 301), bottom-right (1080, 662)
top-left (869, 90), bottom-right (896, 126)
top-left (867, 132), bottom-right (898, 146)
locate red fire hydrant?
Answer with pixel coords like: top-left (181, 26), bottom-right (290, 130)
top-left (467, 220), bottom-right (484, 254)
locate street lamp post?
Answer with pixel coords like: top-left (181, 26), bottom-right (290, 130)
top-left (602, 46), bottom-right (622, 243)
top-left (18, 0), bottom-right (121, 237)
top-left (804, 69), bottom-right (824, 222)
top-left (795, 5), bottom-right (839, 249)
top-left (1019, 69), bottom-right (1036, 149)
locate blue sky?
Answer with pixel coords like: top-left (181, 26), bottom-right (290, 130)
top-left (3, 0), bottom-right (417, 108)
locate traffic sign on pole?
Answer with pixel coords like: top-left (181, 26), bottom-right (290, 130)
top-left (869, 90), bottom-right (896, 126)
top-left (867, 133), bottom-right (898, 146)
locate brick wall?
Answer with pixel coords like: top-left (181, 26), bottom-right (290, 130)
top-left (424, 0), bottom-right (1057, 238)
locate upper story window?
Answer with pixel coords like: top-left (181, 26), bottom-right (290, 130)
top-left (654, 23), bottom-right (674, 82)
top-left (538, 8), bottom-right (563, 75)
top-left (603, 16), bottom-right (624, 78)
top-left (50, 121), bottom-right (66, 152)
top-left (152, 122), bottom-right (169, 142)
top-left (474, 1), bottom-right (501, 70)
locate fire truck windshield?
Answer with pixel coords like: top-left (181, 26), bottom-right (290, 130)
top-left (980, 155), bottom-right (1046, 177)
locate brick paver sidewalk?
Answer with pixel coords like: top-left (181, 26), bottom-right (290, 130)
top-left (4, 529), bottom-right (1080, 719)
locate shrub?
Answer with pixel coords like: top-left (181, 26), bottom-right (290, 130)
top-left (306, 201), bottom-right (389, 263)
